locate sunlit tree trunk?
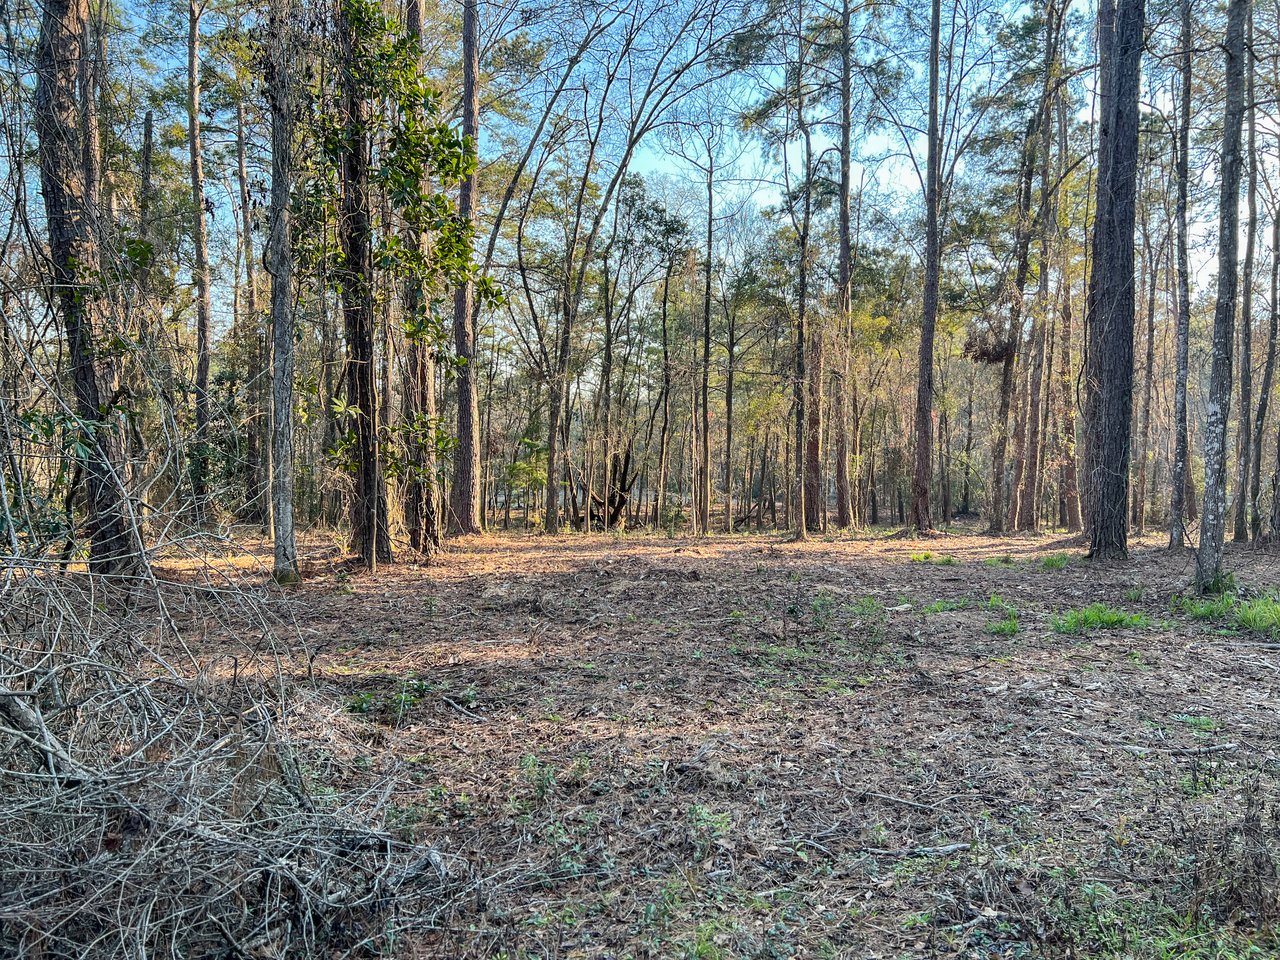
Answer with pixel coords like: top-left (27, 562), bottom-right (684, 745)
top-left (1196, 0), bottom-right (1247, 590)
top-left (450, 0), bottom-right (482, 534)
top-left (266, 0), bottom-right (298, 583)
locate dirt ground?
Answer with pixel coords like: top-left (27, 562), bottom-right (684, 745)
top-left (219, 527), bottom-right (1280, 958)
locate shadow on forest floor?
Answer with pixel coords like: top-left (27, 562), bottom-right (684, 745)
top-left (167, 527), bottom-right (1280, 958)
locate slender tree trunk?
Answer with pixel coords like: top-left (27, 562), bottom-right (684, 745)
top-left (656, 257), bottom-right (674, 528)
top-left (1196, 0), bottom-right (1247, 590)
top-left (35, 0), bottom-right (135, 573)
top-left (1133, 241), bottom-right (1157, 537)
top-left (337, 0), bottom-right (391, 568)
top-left (1169, 0), bottom-right (1193, 549)
top-left (1252, 212), bottom-right (1279, 538)
top-left (544, 298), bottom-right (572, 533)
top-left (267, 0), bottom-right (297, 583)
top-left (1018, 319), bottom-right (1047, 531)
top-left (188, 0), bottom-right (213, 521)
top-left (1233, 12), bottom-right (1257, 542)
top-left (804, 321), bottom-right (823, 531)
top-left (960, 374), bottom-right (974, 514)
top-left (910, 0), bottom-right (942, 533)
top-left (724, 311), bottom-right (735, 534)
top-left (450, 0), bottom-right (482, 534)
top-left (404, 0), bottom-right (441, 554)
top-left (1015, 4), bottom-right (1061, 532)
top-left (789, 30), bottom-right (813, 543)
top-left (1058, 282), bottom-right (1082, 531)
top-left (793, 281), bottom-right (807, 542)
top-left (988, 123), bottom-right (1037, 534)
top-left (834, 0), bottom-right (854, 529)
top-left (700, 163), bottom-right (713, 534)
top-left (235, 97), bottom-right (268, 529)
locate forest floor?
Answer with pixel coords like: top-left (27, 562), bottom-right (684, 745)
top-left (185, 526), bottom-right (1280, 959)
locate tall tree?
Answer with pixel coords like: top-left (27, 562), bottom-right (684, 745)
top-left (337, 0), bottom-right (392, 569)
top-left (1082, 0), bottom-right (1143, 559)
top-left (267, 0), bottom-right (298, 584)
top-left (910, 0), bottom-right (942, 533)
top-left (450, 0), bottom-right (482, 534)
top-left (403, 0), bottom-right (442, 555)
top-left (188, 0), bottom-right (213, 520)
top-left (1169, 0), bottom-right (1193, 549)
top-left (833, 0), bottom-right (855, 529)
top-left (1232, 6), bottom-right (1257, 542)
top-left (1252, 209), bottom-right (1279, 538)
top-left (34, 0), bottom-right (136, 572)
top-left (1196, 0), bottom-right (1249, 590)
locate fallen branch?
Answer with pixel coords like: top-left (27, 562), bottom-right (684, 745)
top-left (855, 842), bottom-right (970, 858)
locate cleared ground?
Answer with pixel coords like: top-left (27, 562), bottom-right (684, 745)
top-left (232, 528), bottom-right (1280, 958)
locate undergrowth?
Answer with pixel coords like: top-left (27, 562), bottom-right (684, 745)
top-left (1051, 603), bottom-right (1150, 634)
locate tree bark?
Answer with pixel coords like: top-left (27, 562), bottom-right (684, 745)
top-left (188, 0), bottom-right (213, 521)
top-left (1195, 0), bottom-right (1247, 590)
top-left (449, 0), bottom-right (482, 534)
top-left (1232, 9), bottom-right (1256, 542)
top-left (910, 0), bottom-right (941, 533)
top-left (833, 0), bottom-right (854, 529)
top-left (235, 96), bottom-right (269, 529)
top-left (700, 162), bottom-right (713, 534)
top-left (34, 0), bottom-right (136, 573)
top-left (1083, 0), bottom-right (1143, 560)
top-left (988, 120), bottom-right (1037, 534)
top-left (403, 0), bottom-right (441, 555)
top-left (267, 0), bottom-right (298, 583)
top-left (337, 0), bottom-right (391, 568)
top-left (1252, 212), bottom-right (1279, 538)
top-left (1169, 0), bottom-right (1193, 549)
top-left (1058, 281), bottom-right (1082, 531)
top-left (1133, 237), bottom-right (1157, 537)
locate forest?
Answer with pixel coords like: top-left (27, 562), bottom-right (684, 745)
top-left (3, 0), bottom-right (1280, 954)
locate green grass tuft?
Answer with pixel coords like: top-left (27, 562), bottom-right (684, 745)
top-left (982, 554), bottom-right (1017, 568)
top-left (1171, 592), bottom-right (1236, 621)
top-left (987, 593), bottom-right (1016, 614)
top-left (922, 598), bottom-right (970, 614)
top-left (1039, 553), bottom-right (1071, 571)
top-left (987, 611), bottom-right (1019, 636)
top-left (1050, 603), bottom-right (1150, 635)
top-left (1234, 595), bottom-right (1280, 636)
